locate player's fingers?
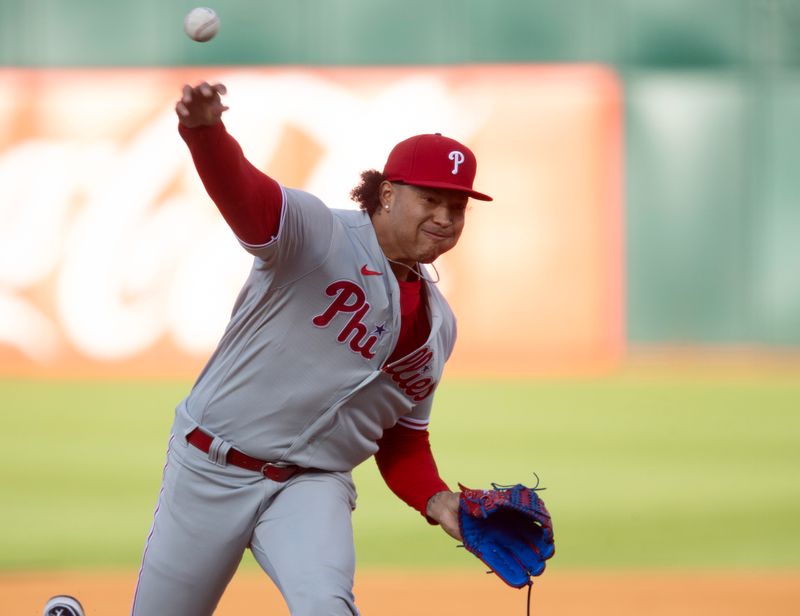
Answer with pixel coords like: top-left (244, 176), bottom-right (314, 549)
top-left (175, 101), bottom-right (190, 117)
top-left (209, 102), bottom-right (229, 117)
top-left (443, 514), bottom-right (462, 541)
top-left (213, 83), bottom-right (227, 96)
top-left (181, 84), bottom-right (193, 104)
top-left (199, 81), bottom-right (214, 98)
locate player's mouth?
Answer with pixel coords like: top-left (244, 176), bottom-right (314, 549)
top-left (421, 228), bottom-right (452, 242)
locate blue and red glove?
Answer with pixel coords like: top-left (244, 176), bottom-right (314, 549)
top-left (458, 482), bottom-right (555, 588)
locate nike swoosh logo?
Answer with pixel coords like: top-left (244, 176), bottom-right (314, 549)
top-left (361, 264), bottom-right (382, 276)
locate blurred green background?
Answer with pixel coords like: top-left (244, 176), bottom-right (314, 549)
top-left (2, 0), bottom-right (799, 574)
top-left (2, 374), bottom-right (799, 571)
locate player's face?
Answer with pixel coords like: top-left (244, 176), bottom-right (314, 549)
top-left (377, 182), bottom-right (468, 268)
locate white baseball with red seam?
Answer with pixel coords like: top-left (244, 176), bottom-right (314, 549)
top-left (184, 7), bottom-right (220, 42)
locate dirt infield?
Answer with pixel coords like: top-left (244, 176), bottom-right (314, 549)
top-left (2, 569), bottom-right (799, 615)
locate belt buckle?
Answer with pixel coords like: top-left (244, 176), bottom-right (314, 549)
top-left (260, 461), bottom-right (294, 482)
top-left (259, 461), bottom-right (288, 473)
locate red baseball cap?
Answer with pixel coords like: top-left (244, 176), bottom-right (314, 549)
top-left (382, 133), bottom-right (493, 202)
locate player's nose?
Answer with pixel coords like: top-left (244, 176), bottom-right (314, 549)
top-left (431, 204), bottom-right (454, 226)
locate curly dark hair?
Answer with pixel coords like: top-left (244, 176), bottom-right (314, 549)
top-left (349, 169), bottom-right (386, 216)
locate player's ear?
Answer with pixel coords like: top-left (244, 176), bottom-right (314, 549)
top-left (379, 180), bottom-right (395, 211)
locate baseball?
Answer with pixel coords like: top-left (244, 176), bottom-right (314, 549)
top-left (184, 7), bottom-right (220, 42)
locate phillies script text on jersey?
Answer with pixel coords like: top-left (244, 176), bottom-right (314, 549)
top-left (383, 346), bottom-right (436, 402)
top-left (312, 280), bottom-right (381, 359)
top-left (311, 280), bottom-right (436, 402)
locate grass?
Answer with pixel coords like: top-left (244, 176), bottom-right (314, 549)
top-left (1, 373), bottom-right (799, 571)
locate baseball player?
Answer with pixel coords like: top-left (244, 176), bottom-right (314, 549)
top-left (131, 81), bottom-right (492, 616)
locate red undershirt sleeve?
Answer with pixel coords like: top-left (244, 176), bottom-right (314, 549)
top-left (374, 423), bottom-right (451, 523)
top-left (178, 121), bottom-right (283, 245)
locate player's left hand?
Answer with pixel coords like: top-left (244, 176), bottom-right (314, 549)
top-left (458, 482), bottom-right (555, 588)
top-left (426, 490), bottom-right (462, 541)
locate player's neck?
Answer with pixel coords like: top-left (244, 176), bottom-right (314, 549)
top-left (387, 258), bottom-right (418, 282)
top-left (386, 258), bottom-right (440, 284)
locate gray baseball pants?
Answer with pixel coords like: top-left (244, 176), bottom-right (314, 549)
top-left (131, 427), bottom-right (360, 616)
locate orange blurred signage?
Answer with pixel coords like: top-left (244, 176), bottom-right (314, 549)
top-left (0, 65), bottom-right (623, 378)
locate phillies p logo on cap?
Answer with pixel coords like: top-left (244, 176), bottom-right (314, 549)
top-left (382, 133), bottom-right (493, 201)
top-left (448, 150), bottom-right (466, 174)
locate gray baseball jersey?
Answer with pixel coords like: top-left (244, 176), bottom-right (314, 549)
top-left (175, 184), bottom-right (457, 470)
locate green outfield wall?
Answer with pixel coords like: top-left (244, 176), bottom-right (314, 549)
top-left (1, 0), bottom-right (798, 346)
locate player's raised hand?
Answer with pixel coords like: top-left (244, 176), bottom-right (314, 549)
top-left (176, 82), bottom-right (229, 128)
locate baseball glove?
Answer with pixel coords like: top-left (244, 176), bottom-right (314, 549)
top-left (458, 481), bottom-right (555, 589)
